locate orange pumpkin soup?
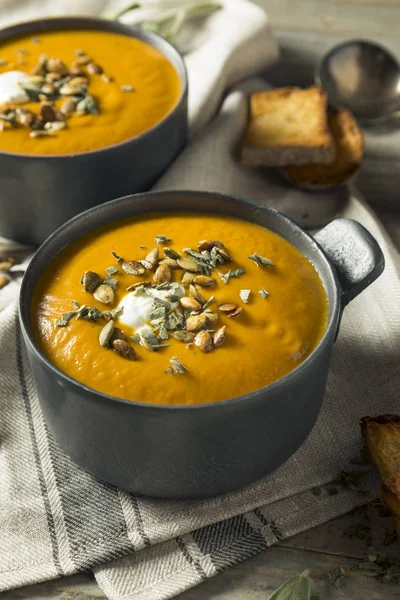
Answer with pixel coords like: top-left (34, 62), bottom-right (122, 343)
top-left (0, 29), bottom-right (181, 154)
top-left (32, 213), bottom-right (328, 405)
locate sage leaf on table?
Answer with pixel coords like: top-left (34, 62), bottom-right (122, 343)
top-left (112, 1), bottom-right (223, 42)
top-left (268, 570), bottom-right (315, 600)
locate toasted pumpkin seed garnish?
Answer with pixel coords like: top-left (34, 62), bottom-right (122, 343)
top-left (55, 310), bottom-right (76, 327)
top-left (81, 270), bottom-right (101, 293)
top-left (259, 288), bottom-right (269, 299)
top-left (121, 84), bottom-right (134, 92)
top-left (153, 261), bottom-right (172, 284)
top-left (248, 253), bottom-right (274, 268)
top-left (239, 289), bottom-right (251, 304)
top-left (180, 296), bottom-right (201, 311)
top-left (29, 130), bottom-right (55, 138)
top-left (93, 284), bottom-right (115, 304)
top-left (213, 325), bottom-right (226, 348)
top-left (122, 260), bottom-right (145, 276)
top-left (193, 275), bottom-right (216, 288)
top-left (228, 306), bottom-right (243, 318)
top-left (71, 300), bottom-right (80, 310)
top-left (185, 313), bottom-right (208, 332)
top-left (112, 339), bottom-right (137, 360)
top-left (76, 94), bottom-right (99, 115)
top-left (110, 327), bottom-right (126, 343)
top-left (181, 271), bottom-right (196, 286)
top-left (106, 266), bottom-right (119, 276)
top-left (44, 120), bottom-right (66, 131)
top-left (142, 247), bottom-right (159, 270)
top-left (170, 356), bottom-right (187, 374)
top-left (219, 303), bottom-right (237, 313)
top-left (177, 257), bottom-right (201, 272)
top-left (163, 247), bottom-right (180, 259)
top-left (155, 234), bottom-right (172, 244)
top-left (99, 320), bottom-right (115, 347)
top-left (103, 275), bottom-right (118, 291)
top-left (219, 268), bottom-right (245, 284)
top-left (173, 331), bottom-right (194, 343)
top-left (194, 330), bottom-right (214, 353)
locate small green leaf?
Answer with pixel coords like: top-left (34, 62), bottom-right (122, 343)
top-left (268, 571), bottom-right (311, 600)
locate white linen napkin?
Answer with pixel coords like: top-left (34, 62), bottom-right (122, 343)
top-left (0, 2), bottom-right (399, 600)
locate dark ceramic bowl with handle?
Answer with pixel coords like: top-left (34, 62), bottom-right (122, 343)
top-left (0, 17), bottom-right (188, 246)
top-left (19, 190), bottom-right (385, 498)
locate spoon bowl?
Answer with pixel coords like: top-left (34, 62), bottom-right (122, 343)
top-left (316, 39), bottom-right (400, 122)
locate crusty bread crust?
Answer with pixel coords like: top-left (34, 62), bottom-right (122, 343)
top-left (361, 415), bottom-right (400, 541)
top-left (241, 86), bottom-right (335, 167)
top-left (284, 108), bottom-right (364, 186)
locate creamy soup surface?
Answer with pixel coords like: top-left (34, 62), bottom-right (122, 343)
top-left (33, 213), bottom-right (328, 405)
top-left (0, 29), bottom-right (181, 154)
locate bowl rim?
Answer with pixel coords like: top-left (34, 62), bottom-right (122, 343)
top-left (19, 190), bottom-right (341, 412)
top-left (0, 15), bottom-right (188, 159)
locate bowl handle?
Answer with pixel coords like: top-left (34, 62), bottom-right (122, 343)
top-left (314, 218), bottom-right (385, 306)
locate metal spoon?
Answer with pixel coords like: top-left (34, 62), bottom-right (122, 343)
top-left (315, 39), bottom-right (400, 124)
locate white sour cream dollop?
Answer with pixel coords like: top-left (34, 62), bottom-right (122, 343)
top-left (0, 71), bottom-right (30, 104)
top-left (117, 283), bottom-right (185, 332)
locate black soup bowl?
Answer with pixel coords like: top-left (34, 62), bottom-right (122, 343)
top-left (0, 17), bottom-right (188, 245)
top-left (19, 191), bottom-right (385, 498)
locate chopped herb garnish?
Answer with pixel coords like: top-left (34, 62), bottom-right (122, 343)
top-left (106, 266), bottom-right (119, 276)
top-left (103, 275), bottom-right (118, 291)
top-left (326, 566), bottom-right (350, 588)
top-left (248, 253), bottom-right (274, 268)
top-left (239, 289), bottom-right (251, 304)
top-left (259, 288), bottom-right (269, 299)
top-left (170, 356), bottom-right (187, 374)
top-left (55, 311), bottom-right (76, 327)
top-left (139, 325), bottom-right (163, 351)
top-left (219, 268), bottom-right (245, 284)
top-left (155, 235), bottom-right (172, 244)
top-left (111, 250), bottom-right (124, 263)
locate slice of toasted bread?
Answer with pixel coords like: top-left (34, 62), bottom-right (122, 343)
top-left (361, 415), bottom-right (400, 542)
top-left (240, 86), bottom-right (335, 167)
top-left (284, 108), bottom-right (364, 187)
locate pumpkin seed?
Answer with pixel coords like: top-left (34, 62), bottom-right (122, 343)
top-left (185, 314), bottom-right (208, 332)
top-left (112, 339), bottom-right (137, 360)
top-left (219, 303), bottom-right (237, 313)
top-left (181, 271), bottom-right (196, 285)
top-left (179, 296), bottom-right (201, 311)
top-left (99, 320), bottom-right (115, 347)
top-left (101, 74), bottom-right (113, 83)
top-left (76, 94), bottom-right (99, 115)
top-left (163, 247), bottom-right (181, 259)
top-left (188, 284), bottom-right (205, 305)
top-left (76, 54), bottom-right (91, 65)
top-left (216, 247), bottom-right (232, 262)
top-left (204, 311), bottom-right (218, 324)
top-left (93, 284), bottom-right (115, 305)
top-left (122, 260), bottom-right (145, 276)
top-left (228, 306), bottom-right (243, 318)
top-left (60, 97), bottom-right (78, 115)
top-left (87, 61), bottom-right (103, 74)
top-left (194, 330), bottom-right (214, 353)
top-left (173, 331), bottom-right (194, 343)
top-left (177, 257), bottom-right (201, 272)
top-left (170, 356), bottom-right (187, 374)
top-left (121, 84), bottom-right (134, 92)
top-left (81, 270), bottom-right (101, 292)
top-left (155, 234), bottom-right (171, 244)
top-left (213, 325), bottom-right (226, 348)
top-left (153, 262), bottom-right (172, 284)
top-left (110, 327), bottom-right (126, 343)
top-left (259, 288), bottom-right (269, 298)
top-left (29, 130), bottom-right (55, 138)
top-left (193, 275), bottom-right (216, 288)
top-left (162, 258), bottom-right (179, 269)
top-left (140, 247), bottom-right (158, 270)
top-left (197, 240), bottom-right (224, 252)
top-left (44, 120), bottom-right (67, 131)
top-left (47, 57), bottom-right (68, 74)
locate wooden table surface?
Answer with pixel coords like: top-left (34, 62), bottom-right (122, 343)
top-left (6, 1), bottom-right (400, 598)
